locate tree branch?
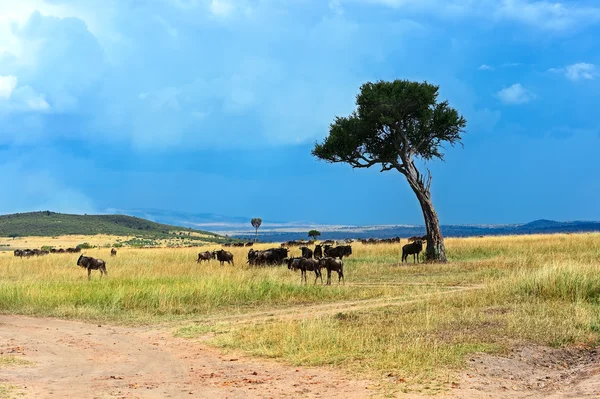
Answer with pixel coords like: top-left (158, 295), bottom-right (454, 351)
top-left (380, 163), bottom-right (395, 172)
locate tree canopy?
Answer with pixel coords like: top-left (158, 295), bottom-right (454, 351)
top-left (308, 230), bottom-right (321, 240)
top-left (312, 80), bottom-right (466, 174)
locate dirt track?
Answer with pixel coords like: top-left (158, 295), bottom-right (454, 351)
top-left (0, 315), bottom-right (375, 399)
top-left (2, 285), bottom-right (600, 398)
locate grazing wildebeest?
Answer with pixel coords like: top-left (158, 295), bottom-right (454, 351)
top-left (247, 247), bottom-right (288, 266)
top-left (318, 257), bottom-right (344, 285)
top-left (323, 245), bottom-right (352, 260)
top-left (402, 240), bottom-right (423, 263)
top-left (287, 257), bottom-right (322, 285)
top-left (57, 248), bottom-right (66, 253)
top-left (22, 249), bottom-right (34, 257)
top-left (314, 245), bottom-right (323, 259)
top-left (77, 254), bottom-right (107, 280)
top-left (212, 249), bottom-right (234, 266)
top-left (111, 248), bottom-right (117, 256)
top-left (245, 242), bottom-right (254, 247)
top-left (300, 246), bottom-right (313, 259)
top-left (197, 251), bottom-right (212, 263)
top-left (13, 249), bottom-right (23, 257)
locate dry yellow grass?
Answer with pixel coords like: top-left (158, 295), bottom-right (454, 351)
top-left (1, 232), bottom-right (600, 391)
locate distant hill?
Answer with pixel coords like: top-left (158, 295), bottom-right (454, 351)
top-left (0, 211), bottom-right (226, 242)
top-left (228, 219), bottom-right (600, 242)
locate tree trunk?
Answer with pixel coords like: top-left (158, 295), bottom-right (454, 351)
top-left (404, 165), bottom-right (447, 263)
top-left (254, 228), bottom-right (258, 243)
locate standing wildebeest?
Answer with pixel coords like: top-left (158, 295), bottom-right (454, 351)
top-left (318, 257), bottom-right (344, 285)
top-left (111, 248), bottom-right (117, 256)
top-left (197, 251), bottom-right (212, 263)
top-left (402, 240), bottom-right (423, 263)
top-left (314, 245), bottom-right (323, 259)
top-left (77, 254), bottom-right (107, 280)
top-left (323, 245), bottom-right (352, 260)
top-left (300, 246), bottom-right (313, 259)
top-left (212, 249), bottom-right (234, 266)
top-left (287, 257), bottom-right (322, 285)
top-left (13, 249), bottom-right (23, 257)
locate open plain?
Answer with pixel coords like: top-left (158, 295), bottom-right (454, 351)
top-left (1, 234), bottom-right (600, 398)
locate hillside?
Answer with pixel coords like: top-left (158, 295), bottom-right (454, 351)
top-left (0, 211), bottom-right (225, 242)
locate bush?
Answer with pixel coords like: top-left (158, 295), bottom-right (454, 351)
top-left (77, 242), bottom-right (94, 249)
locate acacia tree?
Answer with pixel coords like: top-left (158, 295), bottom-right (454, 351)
top-left (308, 230), bottom-right (321, 240)
top-left (251, 218), bottom-right (262, 242)
top-left (312, 80), bottom-right (466, 262)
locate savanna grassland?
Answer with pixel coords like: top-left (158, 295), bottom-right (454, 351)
top-left (1, 233), bottom-right (600, 394)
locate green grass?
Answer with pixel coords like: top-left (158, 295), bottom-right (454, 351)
top-left (0, 356), bottom-right (33, 368)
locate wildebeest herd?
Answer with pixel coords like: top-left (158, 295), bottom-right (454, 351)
top-left (195, 242), bottom-right (357, 285)
top-left (8, 235), bottom-right (427, 282)
top-left (13, 247), bottom-right (81, 257)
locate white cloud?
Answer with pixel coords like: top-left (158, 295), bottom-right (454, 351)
top-left (0, 75), bottom-right (17, 98)
top-left (478, 64), bottom-right (493, 71)
top-left (0, 76), bottom-right (50, 113)
top-left (350, 0), bottom-right (600, 31)
top-left (329, 0), bottom-right (344, 15)
top-left (497, 83), bottom-right (535, 105)
top-left (565, 63), bottom-right (597, 81)
top-left (549, 63), bottom-right (598, 81)
top-left (209, 0), bottom-right (235, 17)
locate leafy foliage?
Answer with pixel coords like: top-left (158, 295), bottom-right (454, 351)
top-left (251, 218), bottom-right (262, 229)
top-left (308, 230), bottom-right (321, 240)
top-left (312, 79), bottom-right (466, 171)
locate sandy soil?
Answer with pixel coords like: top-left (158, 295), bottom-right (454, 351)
top-left (0, 315), bottom-right (375, 399)
top-left (2, 312), bottom-right (600, 398)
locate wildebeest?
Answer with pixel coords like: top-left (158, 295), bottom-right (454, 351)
top-left (245, 242), bottom-right (254, 247)
top-left (66, 247), bottom-right (81, 253)
top-left (300, 246), bottom-right (313, 259)
top-left (287, 257), bottom-right (322, 285)
top-left (323, 245), bottom-right (352, 260)
top-left (197, 251), bottom-right (212, 263)
top-left (76, 254), bottom-right (107, 280)
top-left (111, 248), bottom-right (117, 256)
top-left (13, 249), bottom-right (23, 257)
top-left (402, 240), bottom-right (423, 263)
top-left (212, 249), bottom-right (234, 266)
top-left (21, 249), bottom-right (34, 257)
top-left (318, 257), bottom-right (344, 285)
top-left (314, 245), bottom-right (323, 259)
top-left (247, 247), bottom-right (288, 266)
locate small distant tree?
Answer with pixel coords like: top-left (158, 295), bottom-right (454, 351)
top-left (251, 218), bottom-right (262, 242)
top-left (8, 233), bottom-right (18, 240)
top-left (308, 230), bottom-right (321, 240)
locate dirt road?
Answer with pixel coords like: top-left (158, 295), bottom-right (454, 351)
top-left (0, 315), bottom-right (375, 399)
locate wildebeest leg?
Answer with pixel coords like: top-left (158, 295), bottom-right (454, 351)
top-left (339, 270), bottom-right (344, 285)
top-left (88, 268), bottom-right (91, 281)
top-left (327, 269), bottom-right (332, 285)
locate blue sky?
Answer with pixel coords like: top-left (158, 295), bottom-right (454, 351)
top-left (0, 0), bottom-right (599, 226)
